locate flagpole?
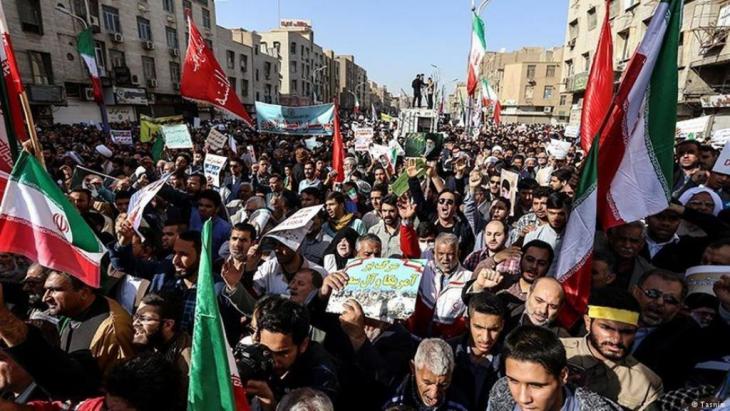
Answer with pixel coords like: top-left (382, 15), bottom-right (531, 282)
top-left (17, 92), bottom-right (45, 168)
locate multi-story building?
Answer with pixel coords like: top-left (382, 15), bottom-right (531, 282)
top-left (230, 29), bottom-right (281, 105)
top-left (259, 20), bottom-right (316, 106)
top-left (561, 0), bottom-right (730, 132)
top-left (481, 47), bottom-right (564, 124)
top-left (5, 0), bottom-right (220, 124)
top-left (321, 49), bottom-right (340, 104)
top-left (216, 26), bottom-right (254, 113)
top-left (447, 82), bottom-right (468, 118)
top-left (336, 55), bottom-right (368, 110)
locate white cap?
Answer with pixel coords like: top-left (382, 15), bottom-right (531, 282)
top-left (492, 145), bottom-right (503, 153)
top-left (95, 144), bottom-right (113, 158)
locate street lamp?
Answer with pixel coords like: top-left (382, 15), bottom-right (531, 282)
top-left (56, 3), bottom-right (88, 28)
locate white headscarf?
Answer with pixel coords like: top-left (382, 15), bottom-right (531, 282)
top-left (678, 186), bottom-right (723, 216)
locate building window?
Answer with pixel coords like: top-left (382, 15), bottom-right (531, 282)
top-left (241, 79), bottom-right (249, 97)
top-left (568, 19), bottom-right (578, 41)
top-left (524, 85), bottom-right (534, 100)
top-left (205, 39), bottom-right (213, 49)
top-left (587, 8), bottom-right (597, 31)
top-left (256, 92), bottom-right (260, 101)
top-left (102, 6), bottom-right (122, 33)
top-left (138, 17), bottom-right (152, 41)
top-left (290, 42), bottom-right (296, 54)
top-left (291, 63), bottom-right (297, 74)
top-left (559, 95), bottom-right (567, 105)
top-left (183, 0), bottom-right (192, 10)
top-left (170, 62), bottom-right (180, 84)
top-left (226, 50), bottom-right (235, 69)
top-left (301, 45), bottom-right (305, 56)
top-left (292, 79), bottom-right (297, 92)
top-left (240, 55), bottom-right (248, 72)
top-left (163, 0), bottom-right (175, 13)
top-left (565, 59), bottom-right (574, 77)
top-left (28, 51), bottom-right (53, 84)
top-left (94, 41), bottom-right (107, 74)
top-left (17, 0), bottom-right (43, 34)
top-left (142, 56), bottom-right (156, 80)
top-left (264, 61), bottom-right (271, 79)
top-left (618, 30), bottom-right (630, 62)
top-left (166, 27), bottom-right (178, 49)
top-left (273, 41), bottom-right (281, 53)
top-left (526, 65), bottom-right (536, 80)
top-left (546, 65), bottom-right (556, 78)
top-left (201, 8), bottom-right (211, 30)
top-left (109, 50), bottom-right (125, 68)
top-left (228, 77), bottom-right (237, 94)
top-left (582, 52), bottom-right (591, 72)
top-left (543, 86), bottom-right (554, 99)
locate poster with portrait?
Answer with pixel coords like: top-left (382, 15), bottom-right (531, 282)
top-left (404, 132), bottom-right (443, 160)
top-left (500, 169), bottom-right (520, 216)
top-left (327, 258), bottom-right (425, 323)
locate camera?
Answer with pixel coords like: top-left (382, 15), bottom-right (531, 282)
top-left (232, 343), bottom-right (275, 382)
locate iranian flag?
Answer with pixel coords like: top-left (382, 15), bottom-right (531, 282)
top-left (556, 136), bottom-right (598, 327)
top-left (598, 0), bottom-right (681, 229)
top-left (0, 151), bottom-right (104, 287)
top-left (188, 219), bottom-right (249, 411)
top-left (466, 12), bottom-right (487, 96)
top-left (77, 29), bottom-right (103, 104)
top-left (0, 5), bottom-right (27, 143)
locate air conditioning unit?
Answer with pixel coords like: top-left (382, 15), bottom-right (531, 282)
top-left (169, 48), bottom-right (180, 57)
top-left (111, 32), bottom-right (124, 43)
top-left (544, 106), bottom-right (553, 113)
top-left (568, 38), bottom-right (576, 48)
top-left (142, 41), bottom-right (155, 50)
top-left (173, 82), bottom-right (180, 90)
top-left (147, 78), bottom-right (157, 88)
top-left (89, 16), bottom-right (100, 27)
top-left (83, 88), bottom-right (95, 101)
top-left (166, 15), bottom-right (175, 23)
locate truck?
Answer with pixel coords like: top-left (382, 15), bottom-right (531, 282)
top-left (396, 108), bottom-right (438, 138)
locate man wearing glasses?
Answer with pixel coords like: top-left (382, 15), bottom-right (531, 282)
top-left (631, 269), bottom-right (701, 391)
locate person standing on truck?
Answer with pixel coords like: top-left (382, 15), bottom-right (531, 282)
top-left (412, 74), bottom-right (424, 108)
top-left (426, 77), bottom-right (435, 109)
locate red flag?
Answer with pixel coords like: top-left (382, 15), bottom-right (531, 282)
top-left (579, 0), bottom-right (613, 153)
top-left (493, 101), bottom-right (501, 125)
top-left (0, 7), bottom-right (28, 143)
top-left (181, 11), bottom-right (253, 127)
top-left (332, 106), bottom-right (345, 183)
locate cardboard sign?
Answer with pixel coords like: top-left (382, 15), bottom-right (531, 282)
top-left (685, 265), bottom-right (729, 296)
top-left (203, 154), bottom-right (228, 187)
top-left (326, 258), bottom-right (425, 322)
top-left (711, 129), bottom-right (730, 149)
top-left (548, 139), bottom-right (572, 160)
top-left (564, 125), bottom-right (579, 138)
top-left (500, 169), bottom-right (520, 216)
top-left (713, 140), bottom-right (730, 175)
top-left (162, 124), bottom-right (193, 149)
top-left (110, 129), bottom-right (133, 146)
top-left (261, 205), bottom-right (323, 251)
top-left (206, 128), bottom-right (228, 151)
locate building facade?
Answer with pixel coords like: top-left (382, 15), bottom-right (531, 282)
top-left (482, 47), bottom-right (565, 124)
top-left (230, 29), bottom-right (281, 106)
top-left (561, 0), bottom-right (730, 133)
top-left (336, 55), bottom-right (368, 110)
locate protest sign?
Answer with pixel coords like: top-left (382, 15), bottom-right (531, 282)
top-left (711, 128), bottom-right (730, 149)
top-left (127, 174), bottom-right (171, 240)
top-left (246, 145), bottom-right (257, 164)
top-left (564, 125), bottom-right (579, 139)
top-left (326, 258), bottom-right (425, 322)
top-left (162, 124), bottom-right (193, 149)
top-left (203, 154), bottom-right (227, 187)
top-left (676, 115), bottom-right (712, 141)
top-left (685, 265), bottom-right (730, 296)
top-left (304, 137), bottom-right (322, 151)
top-left (139, 114), bottom-right (184, 143)
top-left (713, 140), bottom-right (730, 175)
top-left (260, 205), bottom-right (323, 252)
top-left (389, 158), bottom-right (426, 197)
top-left (500, 169), bottom-right (520, 216)
top-left (110, 130), bottom-right (133, 146)
top-left (206, 128), bottom-right (228, 151)
top-left (547, 139), bottom-right (571, 160)
top-left (404, 132), bottom-right (443, 160)
top-left (255, 102), bottom-right (335, 136)
top-left (354, 127), bottom-right (374, 152)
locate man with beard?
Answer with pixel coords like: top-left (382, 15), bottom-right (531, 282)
top-left (524, 193), bottom-right (568, 275)
top-left (630, 269), bottom-right (700, 391)
top-left (301, 210), bottom-right (332, 266)
top-left (298, 161), bottom-right (322, 194)
top-left (463, 220), bottom-right (516, 273)
top-left (449, 292), bottom-right (506, 411)
top-left (510, 186), bottom-right (551, 245)
top-left (132, 293), bottom-right (191, 377)
top-left (561, 287), bottom-right (662, 410)
top-left (218, 223), bottom-right (259, 318)
top-left (406, 233), bottom-right (473, 339)
top-left (368, 194), bottom-right (404, 258)
top-left (253, 237), bottom-right (327, 297)
top-left (472, 239), bottom-right (554, 303)
top-left (500, 277), bottom-right (568, 337)
top-left (322, 191), bottom-right (366, 237)
top-left (604, 221), bottom-right (654, 290)
top-left (21, 264), bottom-right (52, 320)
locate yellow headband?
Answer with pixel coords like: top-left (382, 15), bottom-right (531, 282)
top-left (587, 305), bottom-right (639, 326)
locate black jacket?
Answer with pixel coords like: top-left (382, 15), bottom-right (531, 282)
top-left (632, 314), bottom-right (701, 390)
top-left (383, 374), bottom-right (471, 411)
top-left (448, 334), bottom-right (501, 411)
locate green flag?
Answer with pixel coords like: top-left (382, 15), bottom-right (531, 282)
top-left (151, 136), bottom-right (165, 162)
top-left (188, 219), bottom-right (249, 411)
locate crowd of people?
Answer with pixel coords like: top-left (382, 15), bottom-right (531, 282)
top-left (0, 113), bottom-right (728, 411)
